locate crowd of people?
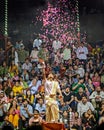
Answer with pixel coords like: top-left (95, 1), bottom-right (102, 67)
top-left (0, 35), bottom-right (104, 130)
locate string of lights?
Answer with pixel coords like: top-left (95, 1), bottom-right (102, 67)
top-left (5, 0), bottom-right (8, 36)
top-left (76, 0), bottom-right (80, 38)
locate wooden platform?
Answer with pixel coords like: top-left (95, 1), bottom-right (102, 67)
top-left (42, 122), bottom-right (65, 130)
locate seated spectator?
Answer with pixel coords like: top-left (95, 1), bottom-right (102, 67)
top-left (92, 72), bottom-right (101, 88)
top-left (75, 87), bottom-right (87, 103)
top-left (29, 109), bottom-right (43, 126)
top-left (9, 60), bottom-right (18, 78)
top-left (0, 90), bottom-right (8, 103)
top-left (12, 80), bottom-right (23, 96)
top-left (87, 109), bottom-right (96, 129)
top-left (89, 86), bottom-right (104, 109)
top-left (84, 77), bottom-right (94, 94)
top-left (71, 112), bottom-right (82, 130)
top-left (76, 42), bottom-right (88, 63)
top-left (29, 69), bottom-right (37, 81)
top-left (61, 110), bottom-right (69, 129)
top-left (67, 107), bottom-right (75, 128)
top-left (71, 78), bottom-right (88, 94)
top-left (8, 100), bottom-right (20, 129)
top-left (2, 80), bottom-right (12, 97)
top-left (99, 103), bottom-right (104, 117)
top-left (72, 74), bottom-right (80, 84)
top-left (28, 77), bottom-right (41, 95)
top-left (17, 45), bottom-right (29, 64)
top-left (22, 58), bottom-right (32, 72)
top-left (77, 96), bottom-right (95, 117)
top-left (30, 47), bottom-right (39, 63)
top-left (35, 98), bottom-right (46, 118)
top-left (17, 94), bottom-right (24, 106)
top-left (0, 101), bottom-right (8, 122)
top-left (62, 86), bottom-right (75, 110)
top-left (19, 99), bottom-right (33, 129)
top-left (62, 86), bottom-right (74, 105)
top-left (24, 90), bottom-right (34, 105)
top-left (59, 100), bottom-right (69, 114)
top-left (82, 112), bottom-right (95, 130)
top-left (19, 76), bottom-right (29, 89)
top-left (21, 69), bottom-right (30, 82)
top-left (0, 61), bottom-right (8, 77)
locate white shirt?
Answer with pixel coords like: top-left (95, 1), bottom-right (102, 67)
top-left (33, 39), bottom-right (42, 50)
top-left (29, 80), bottom-right (41, 94)
top-left (76, 46), bottom-right (88, 60)
top-left (89, 91), bottom-right (104, 99)
top-left (77, 101), bottom-right (94, 117)
top-left (30, 50), bottom-right (39, 61)
top-left (22, 62), bottom-right (32, 72)
top-left (75, 67), bottom-right (85, 78)
top-left (52, 40), bottom-right (62, 52)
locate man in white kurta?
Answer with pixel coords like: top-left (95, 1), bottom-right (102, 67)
top-left (52, 39), bottom-right (62, 52)
top-left (45, 74), bottom-right (62, 122)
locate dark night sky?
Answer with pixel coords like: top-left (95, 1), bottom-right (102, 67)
top-left (3, 0), bottom-right (104, 43)
top-left (8, 0), bottom-right (104, 14)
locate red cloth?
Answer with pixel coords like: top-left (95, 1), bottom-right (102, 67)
top-left (42, 122), bottom-right (65, 130)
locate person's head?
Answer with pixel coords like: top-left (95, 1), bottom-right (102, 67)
top-left (76, 74), bottom-right (80, 79)
top-left (15, 80), bottom-right (20, 87)
top-left (87, 109), bottom-right (93, 115)
top-left (33, 109), bottom-right (40, 119)
top-left (78, 87), bottom-right (84, 93)
top-left (26, 90), bottom-right (31, 96)
top-left (80, 42), bottom-right (84, 47)
top-left (63, 110), bottom-right (68, 117)
top-left (12, 100), bottom-right (17, 107)
top-left (31, 69), bottom-right (35, 74)
top-left (101, 103), bottom-right (104, 110)
top-left (4, 115), bottom-right (9, 121)
top-left (32, 78), bottom-right (37, 85)
top-left (96, 86), bottom-right (101, 92)
top-left (0, 90), bottom-right (4, 98)
top-left (25, 58), bottom-right (29, 64)
top-left (82, 96), bottom-right (87, 104)
top-left (74, 65), bottom-right (78, 70)
top-left (38, 98), bottom-right (44, 105)
top-left (23, 99), bottom-right (28, 107)
top-left (2, 61), bottom-right (7, 67)
top-left (83, 112), bottom-right (89, 118)
top-left (74, 112), bottom-right (79, 118)
top-left (79, 78), bottom-right (84, 84)
top-left (47, 73), bottom-right (54, 81)
top-left (94, 72), bottom-right (99, 77)
top-left (65, 86), bottom-right (70, 93)
top-left (11, 60), bottom-right (15, 65)
top-left (17, 95), bottom-right (23, 103)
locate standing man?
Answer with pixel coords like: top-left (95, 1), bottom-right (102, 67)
top-left (63, 45), bottom-right (71, 61)
top-left (76, 42), bottom-right (88, 64)
top-left (33, 34), bottom-right (42, 50)
top-left (44, 73), bottom-right (62, 122)
top-left (52, 37), bottom-right (62, 52)
top-left (42, 62), bottom-right (63, 123)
